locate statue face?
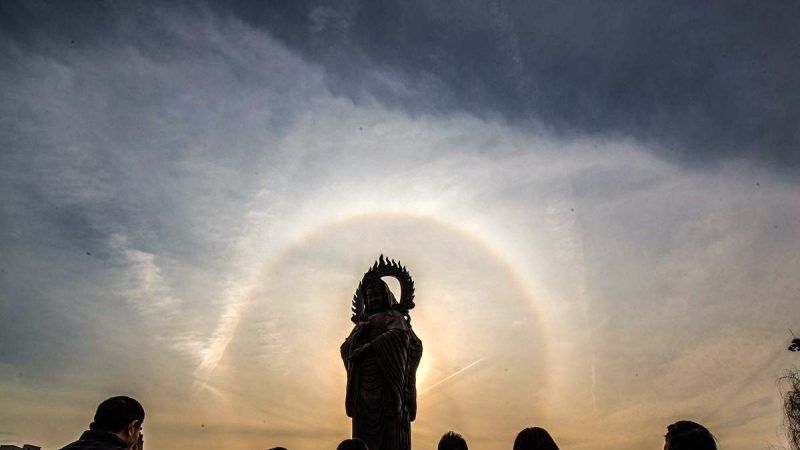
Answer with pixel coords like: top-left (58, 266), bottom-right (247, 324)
top-left (365, 284), bottom-right (387, 314)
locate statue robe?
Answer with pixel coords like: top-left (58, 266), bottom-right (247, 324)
top-left (341, 309), bottom-right (423, 450)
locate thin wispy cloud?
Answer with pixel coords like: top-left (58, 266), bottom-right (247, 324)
top-left (0, 3), bottom-right (798, 450)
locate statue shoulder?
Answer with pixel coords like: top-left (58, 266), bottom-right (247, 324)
top-left (385, 309), bottom-right (409, 330)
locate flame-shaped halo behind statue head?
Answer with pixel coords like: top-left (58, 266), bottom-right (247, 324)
top-left (351, 254), bottom-right (416, 324)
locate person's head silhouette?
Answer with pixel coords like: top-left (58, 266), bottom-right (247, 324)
top-left (336, 438), bottom-right (369, 450)
top-left (59, 395), bottom-right (145, 450)
top-left (438, 431), bottom-right (468, 450)
top-left (513, 427), bottom-right (560, 450)
top-left (664, 420), bottom-right (717, 450)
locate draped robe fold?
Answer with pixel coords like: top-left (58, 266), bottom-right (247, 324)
top-left (341, 309), bottom-right (423, 450)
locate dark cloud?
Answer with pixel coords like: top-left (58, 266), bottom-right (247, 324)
top-left (3, 1), bottom-right (797, 169)
top-left (218, 0), bottom-right (799, 171)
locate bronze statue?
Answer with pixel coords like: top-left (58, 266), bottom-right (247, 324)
top-left (341, 255), bottom-right (423, 450)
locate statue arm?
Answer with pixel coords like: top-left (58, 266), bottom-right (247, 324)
top-left (370, 327), bottom-right (411, 415)
top-left (341, 325), bottom-right (361, 368)
top-left (341, 325), bottom-right (364, 417)
top-left (406, 328), bottom-right (423, 421)
top-left (348, 342), bottom-right (373, 361)
top-left (340, 339), bottom-right (349, 369)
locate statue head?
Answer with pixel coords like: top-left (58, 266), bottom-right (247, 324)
top-left (351, 255), bottom-right (414, 323)
top-left (361, 273), bottom-right (394, 316)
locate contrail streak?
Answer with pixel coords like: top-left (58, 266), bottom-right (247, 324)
top-left (191, 378), bottom-right (226, 401)
top-left (419, 358), bottom-right (484, 396)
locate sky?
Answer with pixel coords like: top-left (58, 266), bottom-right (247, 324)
top-left (0, 1), bottom-right (799, 449)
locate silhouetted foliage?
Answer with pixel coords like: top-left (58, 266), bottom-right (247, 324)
top-left (782, 370), bottom-right (800, 450)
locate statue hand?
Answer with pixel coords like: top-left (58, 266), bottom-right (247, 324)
top-left (349, 342), bottom-right (372, 361)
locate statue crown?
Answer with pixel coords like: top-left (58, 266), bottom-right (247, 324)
top-left (351, 254), bottom-right (415, 324)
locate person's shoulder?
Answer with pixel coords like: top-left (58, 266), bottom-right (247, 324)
top-left (58, 441), bottom-right (97, 450)
top-left (58, 437), bottom-right (89, 450)
top-left (59, 442), bottom-right (122, 450)
top-left (59, 431), bottom-right (128, 450)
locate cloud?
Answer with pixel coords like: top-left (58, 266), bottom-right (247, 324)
top-left (5, 1), bottom-right (798, 171)
top-left (219, 0), bottom-right (800, 171)
top-left (0, 0), bottom-right (315, 394)
top-left (110, 234), bottom-right (181, 313)
top-left (0, 3), bottom-right (798, 450)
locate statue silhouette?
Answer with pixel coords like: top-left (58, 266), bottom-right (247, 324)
top-left (341, 256), bottom-right (423, 450)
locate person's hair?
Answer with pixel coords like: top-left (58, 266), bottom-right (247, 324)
top-left (268, 447), bottom-right (288, 450)
top-left (664, 420), bottom-right (717, 450)
top-left (513, 427), bottom-right (560, 450)
top-left (89, 396), bottom-right (145, 433)
top-left (438, 431), bottom-right (468, 450)
top-left (336, 438), bottom-right (368, 450)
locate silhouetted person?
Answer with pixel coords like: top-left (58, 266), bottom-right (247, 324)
top-left (664, 421), bottom-right (717, 450)
top-left (337, 438), bottom-right (369, 450)
top-left (438, 431), bottom-right (467, 450)
top-left (59, 396), bottom-right (144, 450)
top-left (513, 427), bottom-right (560, 450)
